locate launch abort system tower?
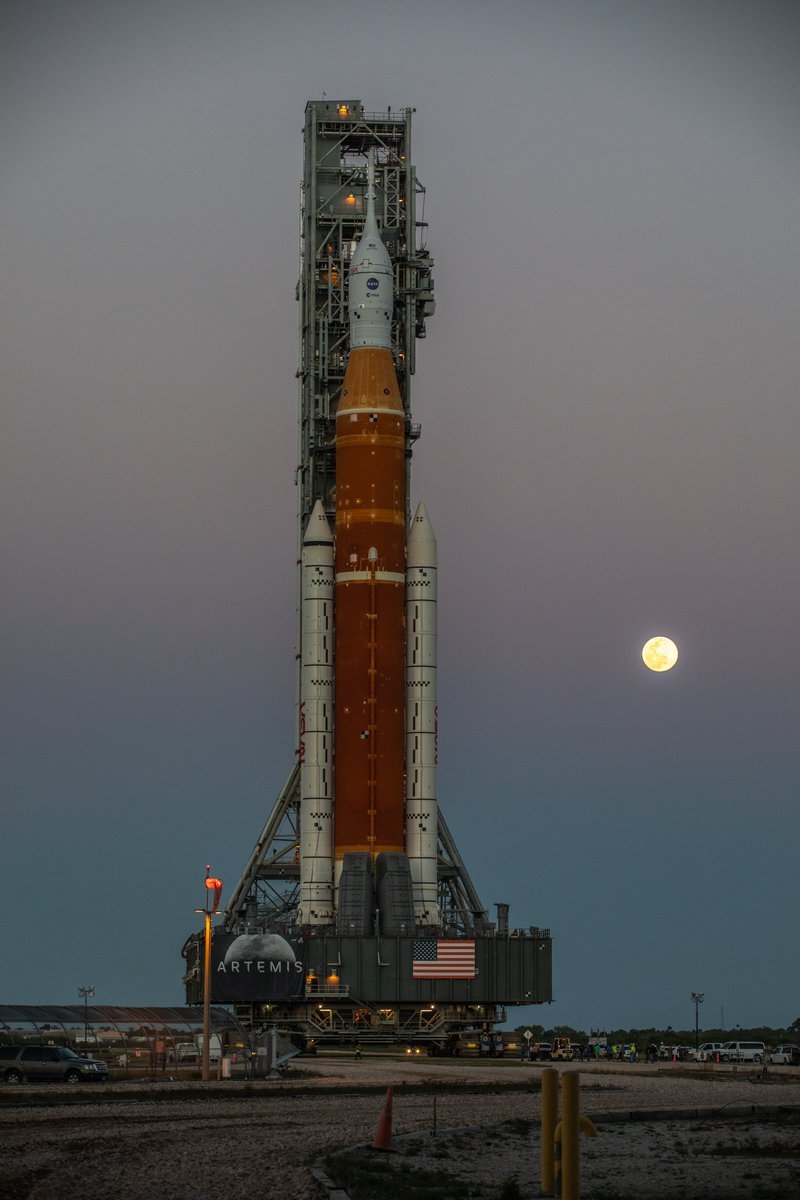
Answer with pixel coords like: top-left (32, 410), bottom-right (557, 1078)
top-left (182, 101), bottom-right (552, 1050)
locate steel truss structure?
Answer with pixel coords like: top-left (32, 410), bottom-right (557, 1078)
top-left (223, 763), bottom-right (491, 940)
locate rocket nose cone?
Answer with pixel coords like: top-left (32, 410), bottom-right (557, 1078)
top-left (409, 501), bottom-right (435, 538)
top-left (407, 501), bottom-right (437, 565)
top-left (304, 499), bottom-right (333, 545)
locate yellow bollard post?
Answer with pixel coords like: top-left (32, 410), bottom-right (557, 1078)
top-left (561, 1071), bottom-right (580, 1200)
top-left (540, 1067), bottom-right (558, 1196)
top-left (553, 1121), bottom-right (563, 1197)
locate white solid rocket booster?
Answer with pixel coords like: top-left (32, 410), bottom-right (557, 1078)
top-left (298, 500), bottom-right (335, 924)
top-left (405, 501), bottom-right (440, 924)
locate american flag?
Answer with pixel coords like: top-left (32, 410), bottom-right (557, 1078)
top-left (412, 939), bottom-right (476, 979)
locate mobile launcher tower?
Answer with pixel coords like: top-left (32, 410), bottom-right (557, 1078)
top-left (183, 101), bottom-right (552, 1051)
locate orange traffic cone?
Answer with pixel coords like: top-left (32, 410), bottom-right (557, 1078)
top-left (371, 1085), bottom-right (394, 1151)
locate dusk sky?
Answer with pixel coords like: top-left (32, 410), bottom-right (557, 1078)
top-left (3, 0), bottom-right (799, 1034)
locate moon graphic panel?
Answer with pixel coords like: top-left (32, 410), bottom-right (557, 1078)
top-left (642, 636), bottom-right (679, 672)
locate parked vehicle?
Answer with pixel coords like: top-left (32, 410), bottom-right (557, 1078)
top-left (589, 1043), bottom-right (612, 1060)
top-left (694, 1042), bottom-right (723, 1062)
top-left (0, 1045), bottom-right (108, 1084)
top-left (551, 1037), bottom-right (580, 1061)
top-left (530, 1041), bottom-right (553, 1061)
top-left (719, 1041), bottom-right (765, 1063)
top-left (661, 1045), bottom-right (692, 1062)
top-left (585, 1036), bottom-right (609, 1060)
top-left (769, 1045), bottom-right (800, 1065)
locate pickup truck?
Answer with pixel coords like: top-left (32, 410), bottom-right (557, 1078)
top-left (694, 1042), bottom-right (723, 1062)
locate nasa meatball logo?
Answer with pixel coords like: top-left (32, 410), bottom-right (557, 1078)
top-left (366, 276), bottom-right (379, 290)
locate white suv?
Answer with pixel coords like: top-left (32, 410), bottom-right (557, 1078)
top-left (769, 1044), bottom-right (799, 1065)
top-left (719, 1040), bottom-right (765, 1063)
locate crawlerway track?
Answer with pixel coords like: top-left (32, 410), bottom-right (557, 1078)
top-left (1, 1056), bottom-right (798, 1199)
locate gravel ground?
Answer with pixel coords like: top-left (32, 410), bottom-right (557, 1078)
top-left (0, 1058), bottom-right (798, 1200)
top-left (371, 1106), bottom-right (800, 1199)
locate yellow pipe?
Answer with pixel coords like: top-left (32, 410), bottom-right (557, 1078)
top-left (562, 1071), bottom-right (580, 1199)
top-left (555, 1115), bottom-right (599, 1139)
top-left (553, 1075), bottom-right (598, 1200)
top-left (553, 1118), bottom-right (599, 1198)
top-left (540, 1068), bottom-right (558, 1195)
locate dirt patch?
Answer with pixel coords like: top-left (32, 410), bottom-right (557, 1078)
top-left (325, 1109), bottom-right (800, 1199)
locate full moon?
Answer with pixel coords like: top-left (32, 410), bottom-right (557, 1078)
top-left (642, 636), bottom-right (679, 672)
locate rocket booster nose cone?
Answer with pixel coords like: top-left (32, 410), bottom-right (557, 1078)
top-left (410, 500), bottom-right (433, 531)
top-left (304, 499), bottom-right (333, 545)
top-left (407, 501), bottom-right (437, 567)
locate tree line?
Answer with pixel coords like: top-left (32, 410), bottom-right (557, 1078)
top-left (515, 1019), bottom-right (800, 1046)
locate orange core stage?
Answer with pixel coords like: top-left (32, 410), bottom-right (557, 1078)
top-left (334, 345), bottom-right (406, 864)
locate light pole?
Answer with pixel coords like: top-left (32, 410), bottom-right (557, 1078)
top-left (195, 866), bottom-right (223, 1082)
top-left (691, 991), bottom-right (704, 1052)
top-left (77, 985), bottom-right (95, 1055)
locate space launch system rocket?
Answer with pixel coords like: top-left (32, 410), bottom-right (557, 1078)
top-left (182, 103), bottom-right (553, 1032)
top-left (299, 151), bottom-right (439, 934)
